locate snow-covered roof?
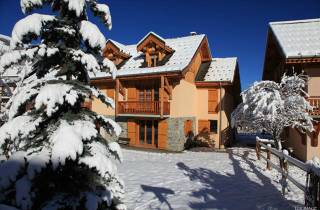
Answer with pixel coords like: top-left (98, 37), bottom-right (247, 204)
top-left (270, 18), bottom-right (320, 59)
top-left (92, 33), bottom-right (205, 78)
top-left (107, 39), bottom-right (131, 56)
top-left (137, 31), bottom-right (166, 47)
top-left (196, 57), bottom-right (238, 82)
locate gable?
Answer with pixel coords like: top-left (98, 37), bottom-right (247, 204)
top-left (92, 33), bottom-right (206, 78)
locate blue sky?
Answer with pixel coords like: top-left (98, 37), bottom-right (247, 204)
top-left (0, 0), bottom-right (319, 89)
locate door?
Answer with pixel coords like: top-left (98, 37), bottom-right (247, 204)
top-left (138, 120), bottom-right (159, 147)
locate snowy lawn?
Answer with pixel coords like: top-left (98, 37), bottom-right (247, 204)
top-left (117, 147), bottom-right (305, 210)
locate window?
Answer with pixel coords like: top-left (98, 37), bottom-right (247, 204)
top-left (209, 120), bottom-right (218, 133)
top-left (208, 89), bottom-right (218, 113)
top-left (138, 120), bottom-right (159, 147)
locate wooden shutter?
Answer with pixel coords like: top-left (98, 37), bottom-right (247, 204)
top-left (127, 87), bottom-right (137, 101)
top-left (127, 120), bottom-right (136, 145)
top-left (208, 89), bottom-right (218, 113)
top-left (198, 120), bottom-right (210, 134)
top-left (184, 120), bottom-right (193, 136)
top-left (300, 132), bottom-right (307, 146)
top-left (311, 124), bottom-right (320, 147)
top-left (107, 89), bottom-right (114, 99)
top-left (158, 120), bottom-right (168, 149)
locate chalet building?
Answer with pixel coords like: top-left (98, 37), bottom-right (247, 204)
top-left (0, 34), bottom-right (20, 123)
top-left (262, 18), bottom-right (320, 161)
top-left (90, 32), bottom-right (241, 151)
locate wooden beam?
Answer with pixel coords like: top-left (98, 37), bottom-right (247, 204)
top-left (163, 77), bottom-right (172, 100)
top-left (118, 79), bottom-right (126, 97)
top-left (115, 79), bottom-right (119, 116)
top-left (160, 76), bottom-right (164, 118)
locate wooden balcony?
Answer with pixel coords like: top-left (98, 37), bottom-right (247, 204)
top-left (308, 97), bottom-right (320, 117)
top-left (117, 101), bottom-right (170, 116)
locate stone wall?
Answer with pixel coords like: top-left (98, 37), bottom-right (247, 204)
top-left (167, 117), bottom-right (196, 151)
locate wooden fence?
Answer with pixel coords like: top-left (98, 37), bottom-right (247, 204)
top-left (256, 137), bottom-right (320, 208)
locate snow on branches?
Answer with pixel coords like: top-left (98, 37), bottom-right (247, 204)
top-left (0, 0), bottom-right (125, 209)
top-left (232, 73), bottom-right (314, 150)
top-left (11, 13), bottom-right (56, 49)
top-left (80, 21), bottom-right (106, 50)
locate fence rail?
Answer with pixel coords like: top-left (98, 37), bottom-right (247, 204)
top-left (255, 137), bottom-right (320, 208)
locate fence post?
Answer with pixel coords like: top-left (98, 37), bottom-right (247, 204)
top-left (281, 150), bottom-right (289, 195)
top-left (305, 171), bottom-right (320, 208)
top-left (267, 144), bottom-right (271, 170)
top-left (256, 140), bottom-right (261, 160)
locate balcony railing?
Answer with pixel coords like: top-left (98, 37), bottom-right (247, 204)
top-left (308, 97), bottom-right (320, 117)
top-left (118, 101), bottom-right (170, 116)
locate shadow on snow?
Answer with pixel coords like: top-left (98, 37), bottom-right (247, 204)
top-left (176, 150), bottom-right (302, 210)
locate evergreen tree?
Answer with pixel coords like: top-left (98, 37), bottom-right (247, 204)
top-left (0, 0), bottom-right (125, 209)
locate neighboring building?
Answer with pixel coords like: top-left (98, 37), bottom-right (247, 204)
top-left (0, 34), bottom-right (21, 124)
top-left (262, 18), bottom-right (320, 161)
top-left (90, 32), bottom-right (241, 151)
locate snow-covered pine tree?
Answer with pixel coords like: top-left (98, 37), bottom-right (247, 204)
top-left (0, 1), bottom-right (125, 209)
top-left (232, 73), bottom-right (314, 150)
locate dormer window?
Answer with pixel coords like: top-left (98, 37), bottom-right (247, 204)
top-left (137, 32), bottom-right (174, 67)
top-left (103, 40), bottom-right (131, 67)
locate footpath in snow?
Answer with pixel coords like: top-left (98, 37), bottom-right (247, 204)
top-left (117, 147), bottom-right (305, 210)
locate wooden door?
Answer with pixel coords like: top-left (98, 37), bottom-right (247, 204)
top-left (158, 120), bottom-right (168, 149)
top-left (127, 120), bottom-right (136, 145)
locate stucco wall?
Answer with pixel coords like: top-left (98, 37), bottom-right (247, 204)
top-left (284, 128), bottom-right (320, 161)
top-left (170, 79), bottom-right (198, 118)
top-left (91, 87), bottom-right (124, 116)
top-left (305, 67), bottom-right (320, 96)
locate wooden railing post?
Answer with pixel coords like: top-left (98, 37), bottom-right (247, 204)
top-left (280, 153), bottom-right (288, 195)
top-left (267, 144), bottom-right (271, 170)
top-left (160, 76), bottom-right (164, 118)
top-left (256, 140), bottom-right (261, 160)
top-left (115, 79), bottom-right (119, 116)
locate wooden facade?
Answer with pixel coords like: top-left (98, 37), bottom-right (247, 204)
top-left (90, 32), bottom-right (241, 151)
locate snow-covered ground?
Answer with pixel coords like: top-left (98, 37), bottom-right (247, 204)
top-left (117, 147), bottom-right (305, 210)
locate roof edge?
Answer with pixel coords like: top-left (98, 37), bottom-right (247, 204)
top-left (269, 18), bottom-right (320, 25)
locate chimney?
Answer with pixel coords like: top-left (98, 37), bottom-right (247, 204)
top-left (190, 32), bottom-right (197, 36)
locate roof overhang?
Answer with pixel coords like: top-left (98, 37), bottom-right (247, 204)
top-left (91, 72), bottom-right (182, 84)
top-left (104, 40), bottom-right (131, 59)
top-left (195, 81), bottom-right (232, 87)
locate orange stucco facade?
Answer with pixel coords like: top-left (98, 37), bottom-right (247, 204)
top-left (90, 33), bottom-right (241, 151)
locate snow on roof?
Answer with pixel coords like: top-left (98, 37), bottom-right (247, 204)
top-left (196, 57), bottom-right (237, 82)
top-left (270, 18), bottom-right (320, 58)
top-left (107, 39), bottom-right (131, 56)
top-left (136, 31), bottom-right (166, 47)
top-left (92, 33), bottom-right (205, 78)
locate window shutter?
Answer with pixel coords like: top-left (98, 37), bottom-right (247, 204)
top-left (208, 89), bottom-right (218, 113)
top-left (127, 87), bottom-right (136, 101)
top-left (158, 120), bottom-right (168, 149)
top-left (107, 89), bottom-right (115, 99)
top-left (184, 120), bottom-right (193, 136)
top-left (127, 120), bottom-right (136, 145)
top-left (198, 120), bottom-right (210, 134)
